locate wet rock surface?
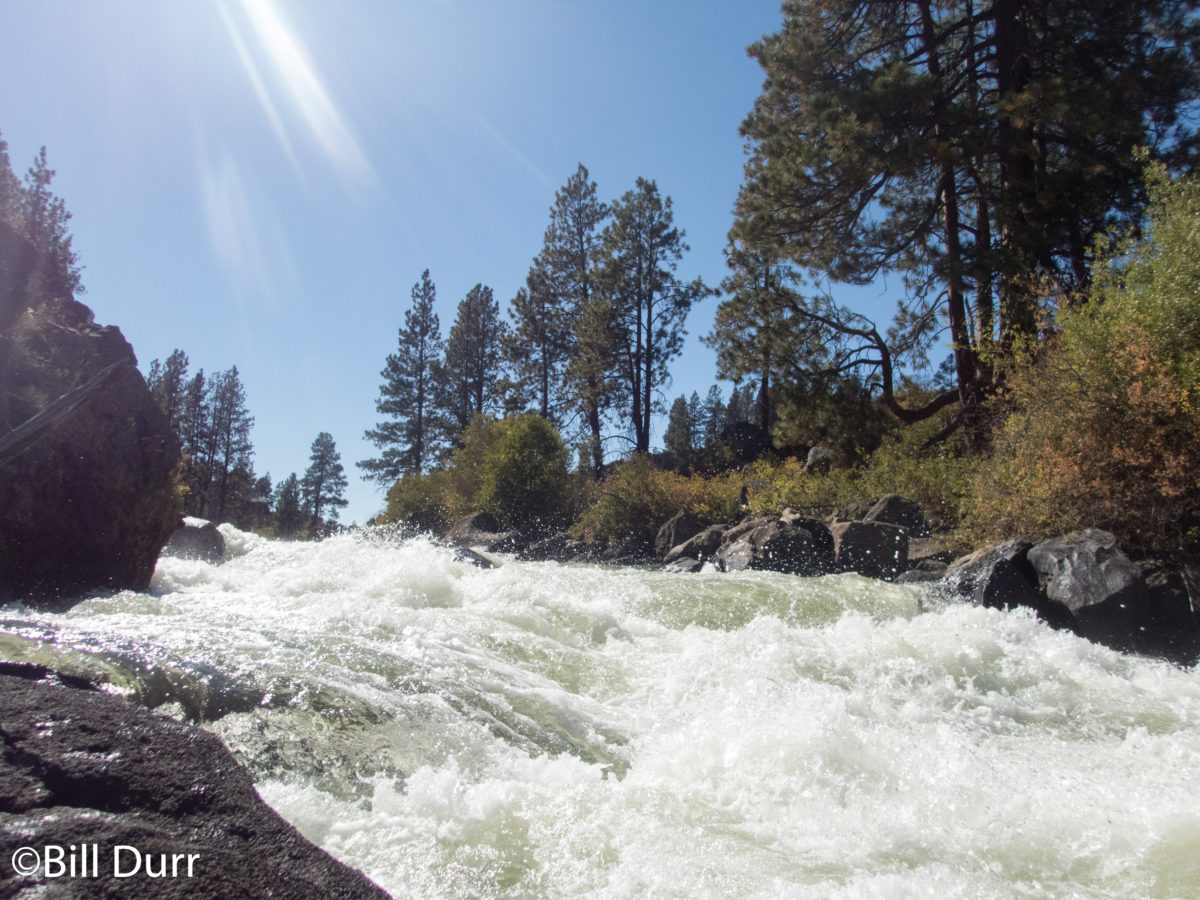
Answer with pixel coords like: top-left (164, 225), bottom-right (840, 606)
top-left (0, 663), bottom-right (389, 899)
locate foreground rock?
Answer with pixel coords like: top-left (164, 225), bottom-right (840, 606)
top-left (1, 227), bottom-right (180, 605)
top-left (0, 663), bottom-right (388, 899)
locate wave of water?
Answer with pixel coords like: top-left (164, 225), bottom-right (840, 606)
top-left (3, 526), bottom-right (1200, 898)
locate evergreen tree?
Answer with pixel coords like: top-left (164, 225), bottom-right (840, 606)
top-left (273, 473), bottom-right (305, 538)
top-left (361, 269), bottom-right (445, 482)
top-left (663, 395), bottom-right (695, 469)
top-left (146, 349), bottom-right (190, 435)
top-left (205, 366), bottom-right (254, 521)
top-left (441, 283), bottom-right (507, 437)
top-left (596, 178), bottom-right (709, 454)
top-left (302, 431), bottom-right (349, 532)
top-left (701, 385), bottom-right (726, 450)
top-left (732, 0), bottom-right (1200, 440)
top-left (20, 146), bottom-right (83, 295)
top-left (179, 370), bottom-right (209, 515)
top-left (511, 164), bottom-right (613, 471)
top-left (0, 131), bottom-right (21, 231)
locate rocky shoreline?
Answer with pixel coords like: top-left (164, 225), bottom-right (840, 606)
top-left (440, 498), bottom-right (1200, 665)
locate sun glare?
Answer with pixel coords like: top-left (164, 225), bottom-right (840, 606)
top-left (220, 0), bottom-right (374, 187)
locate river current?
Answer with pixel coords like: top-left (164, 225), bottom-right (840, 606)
top-left (3, 525), bottom-right (1199, 898)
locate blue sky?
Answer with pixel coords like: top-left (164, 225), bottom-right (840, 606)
top-left (1, 0), bottom-right (895, 524)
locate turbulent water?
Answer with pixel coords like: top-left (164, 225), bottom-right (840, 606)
top-left (3, 525), bottom-right (1200, 899)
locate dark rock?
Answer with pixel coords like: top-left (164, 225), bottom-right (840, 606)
top-left (0, 663), bottom-right (387, 899)
top-left (908, 536), bottom-right (955, 568)
top-left (896, 566), bottom-right (948, 584)
top-left (663, 557), bottom-right (705, 574)
top-left (717, 519), bottom-right (834, 576)
top-left (517, 532), bottom-right (573, 562)
top-left (945, 540), bottom-right (1074, 628)
top-left (836, 498), bottom-right (878, 521)
top-left (162, 518), bottom-right (225, 564)
top-left (1028, 530), bottom-right (1153, 643)
top-left (1, 250), bottom-right (181, 605)
top-left (601, 533), bottom-right (655, 563)
top-left (453, 547), bottom-right (496, 569)
top-left (804, 445), bottom-right (832, 474)
top-left (663, 525), bottom-right (728, 565)
top-left (830, 520), bottom-right (909, 579)
top-left (443, 513), bottom-right (515, 551)
top-left (655, 510), bottom-right (709, 559)
top-left (863, 494), bottom-right (930, 536)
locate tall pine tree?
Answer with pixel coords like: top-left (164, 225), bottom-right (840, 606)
top-left (440, 283), bottom-right (507, 436)
top-left (596, 178), bottom-right (709, 454)
top-left (301, 432), bottom-right (349, 532)
top-left (360, 269), bottom-right (445, 482)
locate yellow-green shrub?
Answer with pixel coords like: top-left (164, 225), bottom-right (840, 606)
top-left (967, 167), bottom-right (1200, 557)
top-left (571, 455), bottom-right (742, 547)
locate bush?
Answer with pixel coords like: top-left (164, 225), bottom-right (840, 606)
top-left (476, 414), bottom-right (574, 535)
top-left (380, 469), bottom-right (452, 533)
top-left (967, 167), bottom-right (1200, 557)
top-left (571, 455), bottom-right (742, 549)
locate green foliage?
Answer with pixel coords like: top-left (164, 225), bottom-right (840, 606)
top-left (301, 431), bottom-right (349, 530)
top-left (273, 472), bottom-right (306, 538)
top-left (571, 454), bottom-right (742, 549)
top-left (380, 468), bottom-right (453, 534)
top-left (967, 168), bottom-right (1200, 557)
top-left (475, 414), bottom-right (573, 535)
top-left (380, 414), bottom-right (574, 536)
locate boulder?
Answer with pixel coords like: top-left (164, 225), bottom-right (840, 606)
top-left (804, 445), bottom-right (832, 474)
top-left (443, 513), bottom-right (515, 551)
top-left (1028, 530), bottom-right (1152, 642)
top-left (1, 250), bottom-right (181, 605)
top-left (162, 517), bottom-right (225, 564)
top-left (655, 510), bottom-right (709, 558)
top-left (863, 494), bottom-right (930, 536)
top-left (663, 524), bottom-right (728, 565)
top-left (717, 519), bottom-right (835, 576)
top-left (829, 520), bottom-right (909, 579)
top-left (944, 540), bottom-right (1073, 628)
top-left (454, 547), bottom-right (497, 569)
top-left (0, 663), bottom-right (387, 899)
top-left (663, 557), bottom-right (705, 574)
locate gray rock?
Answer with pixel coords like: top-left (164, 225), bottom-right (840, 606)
top-left (717, 519), bottom-right (834, 576)
top-left (804, 445), bottom-right (832, 474)
top-left (1028, 530), bottom-right (1151, 640)
top-left (663, 557), bottom-right (705, 573)
top-left (454, 547), bottom-right (497, 569)
top-left (863, 494), bottom-right (930, 536)
top-left (830, 520), bottom-right (909, 579)
top-left (162, 518), bottom-right (225, 564)
top-left (655, 510), bottom-right (709, 559)
top-left (663, 524), bottom-right (728, 565)
top-left (946, 540), bottom-right (1040, 609)
top-left (443, 513), bottom-right (515, 551)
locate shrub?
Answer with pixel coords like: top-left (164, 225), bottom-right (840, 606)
top-left (380, 469), bottom-right (452, 533)
top-left (967, 167), bottom-right (1200, 557)
top-left (476, 414), bottom-right (574, 535)
top-left (571, 455), bottom-right (742, 548)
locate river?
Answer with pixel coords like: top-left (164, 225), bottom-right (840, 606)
top-left (2, 525), bottom-right (1199, 898)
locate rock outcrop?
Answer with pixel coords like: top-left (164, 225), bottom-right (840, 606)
top-left (0, 663), bottom-right (388, 899)
top-left (162, 518), bottom-right (226, 564)
top-left (1, 226), bottom-right (180, 605)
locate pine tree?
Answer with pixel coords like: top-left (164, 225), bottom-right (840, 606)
top-left (0, 131), bottom-right (21, 231)
top-left (146, 349), bottom-right (190, 435)
top-left (701, 385), bottom-right (726, 450)
top-left (179, 370), bottom-right (209, 515)
top-left (301, 431), bottom-right (349, 532)
top-left (663, 395), bottom-right (694, 469)
top-left (596, 178), bottom-right (709, 454)
top-left (20, 146), bottom-right (83, 295)
top-left (360, 269), bottom-right (445, 482)
top-left (732, 0), bottom-right (1200, 439)
top-left (205, 366), bottom-right (254, 521)
top-left (441, 283), bottom-right (507, 437)
top-left (273, 473), bottom-right (305, 538)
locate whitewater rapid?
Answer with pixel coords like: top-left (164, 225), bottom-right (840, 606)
top-left (3, 526), bottom-right (1199, 898)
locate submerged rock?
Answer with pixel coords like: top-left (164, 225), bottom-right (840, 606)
top-left (830, 520), bottom-right (908, 579)
top-left (162, 517), bottom-right (226, 564)
top-left (0, 662), bottom-right (388, 899)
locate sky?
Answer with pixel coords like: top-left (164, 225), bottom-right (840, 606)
top-left (0, 0), bottom-right (895, 525)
